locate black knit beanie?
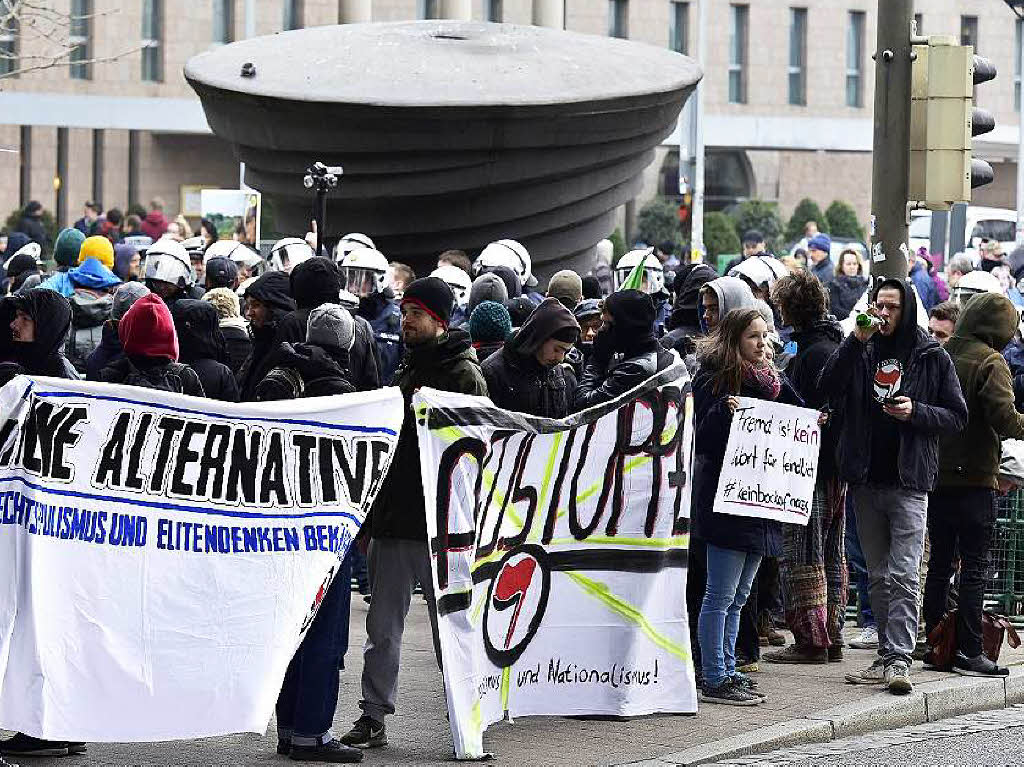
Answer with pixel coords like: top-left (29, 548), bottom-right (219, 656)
top-left (289, 257), bottom-right (342, 310)
top-left (402, 276), bottom-right (454, 326)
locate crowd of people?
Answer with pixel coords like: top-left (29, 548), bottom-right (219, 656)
top-left (0, 199), bottom-right (1022, 761)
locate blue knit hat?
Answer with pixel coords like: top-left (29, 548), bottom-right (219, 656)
top-left (469, 300), bottom-right (512, 344)
top-left (807, 233), bottom-right (832, 254)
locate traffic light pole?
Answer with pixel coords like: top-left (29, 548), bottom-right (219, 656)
top-left (869, 0), bottom-right (913, 280)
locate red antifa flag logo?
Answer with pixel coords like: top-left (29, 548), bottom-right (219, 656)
top-left (872, 359), bottom-right (903, 402)
top-left (492, 558), bottom-right (538, 648)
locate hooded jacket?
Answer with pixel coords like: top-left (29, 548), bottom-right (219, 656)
top-left (369, 328), bottom-right (488, 541)
top-left (256, 343), bottom-right (356, 401)
top-left (482, 297), bottom-right (579, 418)
top-left (786, 318), bottom-right (845, 479)
top-left (828, 274), bottom-right (868, 322)
top-left (939, 292), bottom-right (1024, 489)
top-left (236, 271), bottom-right (296, 401)
top-left (171, 299), bottom-right (239, 402)
top-left (0, 289), bottom-right (79, 379)
top-left (140, 210), bottom-right (169, 241)
top-left (662, 264), bottom-right (718, 360)
top-left (220, 317), bottom-right (252, 376)
top-left (64, 285), bottom-right (113, 373)
top-left (575, 290), bottom-right (675, 410)
top-left (819, 278), bottom-right (967, 492)
top-left (698, 276), bottom-right (757, 333)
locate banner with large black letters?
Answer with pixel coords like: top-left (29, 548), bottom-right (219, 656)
top-left (0, 376), bottom-right (402, 741)
top-left (416, 362), bottom-right (697, 759)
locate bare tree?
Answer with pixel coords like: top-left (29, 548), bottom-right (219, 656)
top-left (0, 0), bottom-right (140, 80)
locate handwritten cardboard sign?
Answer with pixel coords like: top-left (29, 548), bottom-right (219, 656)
top-left (713, 397), bottom-right (821, 526)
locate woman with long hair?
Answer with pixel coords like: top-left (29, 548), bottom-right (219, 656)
top-left (691, 308), bottom-right (803, 705)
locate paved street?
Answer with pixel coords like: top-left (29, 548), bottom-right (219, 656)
top-left (4, 594), bottom-right (1023, 766)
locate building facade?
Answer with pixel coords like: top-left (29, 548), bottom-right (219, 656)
top-left (0, 0), bottom-right (1020, 243)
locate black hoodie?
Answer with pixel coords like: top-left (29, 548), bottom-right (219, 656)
top-left (237, 271), bottom-right (296, 401)
top-left (787, 317), bottom-right (844, 479)
top-left (171, 299), bottom-right (239, 402)
top-left (0, 289), bottom-right (78, 379)
top-left (662, 263), bottom-right (717, 360)
top-left (481, 297), bottom-right (579, 418)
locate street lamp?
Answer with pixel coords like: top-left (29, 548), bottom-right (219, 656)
top-left (1006, 1), bottom-right (1024, 244)
top-left (302, 162), bottom-right (343, 258)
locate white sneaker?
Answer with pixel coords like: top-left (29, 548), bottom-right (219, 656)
top-left (885, 661), bottom-right (913, 695)
top-left (849, 625), bottom-right (879, 649)
top-left (845, 658), bottom-right (886, 685)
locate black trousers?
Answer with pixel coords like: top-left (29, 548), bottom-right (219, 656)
top-left (923, 487), bottom-right (995, 659)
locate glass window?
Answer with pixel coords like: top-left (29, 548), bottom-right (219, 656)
top-left (788, 8), bottom-right (806, 106)
top-left (141, 0), bottom-right (162, 82)
top-left (846, 11), bottom-right (864, 108)
top-left (283, 0), bottom-right (303, 30)
top-left (728, 4), bottom-right (748, 104)
top-left (0, 10), bottom-right (17, 78)
top-left (670, 2), bottom-right (688, 54)
top-left (213, 0), bottom-right (234, 45)
top-left (69, 0), bottom-right (92, 80)
top-left (486, 0), bottom-right (502, 22)
top-left (609, 0), bottom-right (628, 39)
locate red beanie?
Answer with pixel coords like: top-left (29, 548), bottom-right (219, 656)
top-left (118, 293), bottom-right (179, 361)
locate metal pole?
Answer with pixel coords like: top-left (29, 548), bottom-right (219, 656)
top-left (1018, 17), bottom-right (1024, 245)
top-left (691, 0), bottom-right (707, 263)
top-left (869, 0), bottom-right (913, 280)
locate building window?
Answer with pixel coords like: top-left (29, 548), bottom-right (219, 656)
top-left (788, 8), bottom-right (807, 105)
top-left (846, 10), bottom-right (864, 108)
top-left (283, 0), bottom-right (303, 30)
top-left (213, 0), bottom-right (234, 45)
top-left (141, 0), bottom-right (162, 82)
top-left (0, 12), bottom-right (17, 77)
top-left (728, 4), bottom-right (748, 104)
top-left (670, 2), bottom-right (688, 54)
top-left (608, 0), bottom-right (628, 39)
top-left (485, 0), bottom-right (502, 22)
top-left (69, 0), bottom-right (92, 80)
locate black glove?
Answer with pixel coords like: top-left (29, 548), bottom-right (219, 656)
top-left (590, 328), bottom-right (614, 370)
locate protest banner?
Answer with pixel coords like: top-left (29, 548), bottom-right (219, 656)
top-left (415, 362), bottom-right (696, 759)
top-left (0, 376), bottom-right (402, 742)
top-left (712, 397), bottom-right (821, 526)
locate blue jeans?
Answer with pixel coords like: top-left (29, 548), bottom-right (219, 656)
top-left (698, 544), bottom-right (762, 688)
top-left (845, 496), bottom-right (875, 628)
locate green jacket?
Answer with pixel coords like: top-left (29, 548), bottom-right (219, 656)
top-left (939, 292), bottom-right (1024, 489)
top-left (369, 328), bottom-right (489, 540)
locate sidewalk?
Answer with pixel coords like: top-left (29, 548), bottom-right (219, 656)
top-left (4, 597), bottom-right (1023, 766)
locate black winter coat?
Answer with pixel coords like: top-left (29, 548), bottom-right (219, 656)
top-left (221, 323), bottom-right (252, 376)
top-left (190, 358), bottom-right (239, 402)
top-left (85, 322), bottom-right (122, 381)
top-left (101, 356), bottom-right (206, 396)
top-left (482, 345), bottom-right (575, 419)
top-left (690, 368), bottom-right (803, 556)
top-left (255, 342), bottom-right (356, 401)
top-left (818, 328), bottom-right (968, 492)
top-left (277, 308), bottom-right (381, 392)
top-left (785, 319), bottom-right (844, 479)
top-left (369, 329), bottom-right (488, 541)
top-left (827, 275), bottom-right (868, 321)
top-left (575, 345), bottom-right (676, 410)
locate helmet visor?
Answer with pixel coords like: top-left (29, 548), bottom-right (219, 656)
top-left (344, 266), bottom-right (381, 298)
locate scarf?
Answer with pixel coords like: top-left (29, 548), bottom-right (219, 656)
top-left (741, 361), bottom-right (781, 400)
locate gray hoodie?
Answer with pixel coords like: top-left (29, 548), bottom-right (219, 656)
top-left (698, 276), bottom-right (757, 332)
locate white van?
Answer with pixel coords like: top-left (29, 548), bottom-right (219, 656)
top-left (908, 206), bottom-right (1017, 263)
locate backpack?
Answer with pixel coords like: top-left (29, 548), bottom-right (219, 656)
top-left (65, 288), bottom-right (112, 372)
top-left (121, 360), bottom-right (194, 394)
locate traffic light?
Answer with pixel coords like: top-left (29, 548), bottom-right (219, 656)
top-left (909, 35), bottom-right (996, 208)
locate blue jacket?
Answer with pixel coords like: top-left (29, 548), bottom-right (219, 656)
top-left (358, 294), bottom-right (404, 385)
top-left (909, 261), bottom-right (939, 312)
top-left (40, 258), bottom-right (121, 297)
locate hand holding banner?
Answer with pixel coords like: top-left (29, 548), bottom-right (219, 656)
top-left (712, 397), bottom-right (821, 526)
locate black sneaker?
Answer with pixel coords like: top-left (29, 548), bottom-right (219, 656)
top-left (67, 742), bottom-right (88, 755)
top-left (730, 672), bottom-right (768, 699)
top-left (952, 651), bottom-right (1009, 677)
top-left (699, 679), bottom-right (762, 706)
top-left (340, 716), bottom-right (387, 748)
top-left (0, 732), bottom-right (70, 757)
top-left (289, 738), bottom-right (363, 763)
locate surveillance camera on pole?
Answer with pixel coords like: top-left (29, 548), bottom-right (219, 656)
top-left (302, 162), bottom-right (344, 257)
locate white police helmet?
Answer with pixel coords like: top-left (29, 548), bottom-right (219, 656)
top-left (614, 248), bottom-right (665, 294)
top-left (951, 269), bottom-right (1002, 303)
top-left (475, 239), bottom-right (533, 287)
top-left (334, 232), bottom-right (376, 263)
top-left (728, 255), bottom-right (789, 296)
top-left (269, 237), bottom-right (315, 273)
top-left (432, 264), bottom-right (473, 309)
top-left (204, 238), bottom-right (262, 269)
top-left (144, 238), bottom-right (194, 288)
top-left (340, 247), bottom-right (389, 297)
top-left (181, 236), bottom-right (205, 261)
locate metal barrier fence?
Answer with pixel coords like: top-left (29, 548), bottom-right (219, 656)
top-left (988, 490), bottom-right (1024, 624)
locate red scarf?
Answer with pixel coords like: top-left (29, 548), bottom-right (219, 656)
top-left (741, 361), bottom-right (781, 400)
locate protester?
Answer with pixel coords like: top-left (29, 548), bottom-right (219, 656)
top-left (820, 277), bottom-right (966, 695)
top-left (86, 283), bottom-right (151, 380)
top-left (4, 245), bottom-right (42, 294)
top-left (467, 300), bottom-right (511, 362)
top-left (722, 230), bottom-right (767, 275)
top-left (63, 262), bottom-right (119, 373)
top-left (468, 272), bottom-right (508, 317)
top-left (925, 293), bottom-right (1024, 677)
top-left (205, 256), bottom-right (239, 291)
top-left (203, 287), bottom-right (252, 375)
top-left (16, 200), bottom-right (49, 252)
top-left (279, 257), bottom-right (381, 392)
top-left (908, 248), bottom-right (939, 312)
top-left (829, 249), bottom-right (868, 322)
top-left (171, 299), bottom-right (239, 402)
top-left (546, 269), bottom-right (583, 311)
top-left (927, 301), bottom-right (961, 346)
top-left (692, 308), bottom-right (803, 705)
top-left (74, 201), bottom-right (102, 235)
top-left (661, 264), bottom-right (720, 366)
top-left (113, 243), bottom-right (141, 283)
top-left (342, 277), bottom-right (487, 750)
top-left (0, 289), bottom-right (79, 379)
top-left (340, 248), bottom-right (403, 384)
top-left (437, 248), bottom-right (473, 277)
top-left (483, 297), bottom-right (579, 418)
top-left (140, 198), bottom-right (170, 240)
top-left (97, 208), bottom-right (123, 244)
top-left (574, 289), bottom-right (674, 409)
top-left (505, 296), bottom-right (536, 328)
top-left (807, 234), bottom-right (834, 287)
top-left (764, 271), bottom-right (847, 665)
top-left (121, 213), bottom-right (152, 250)
top-left (699, 276), bottom-right (757, 334)
top-left (571, 298), bottom-right (602, 371)
top-left (945, 253), bottom-right (973, 288)
top-left (489, 265), bottom-right (523, 301)
top-left (236, 271), bottom-right (297, 401)
top-left (581, 274), bottom-right (602, 300)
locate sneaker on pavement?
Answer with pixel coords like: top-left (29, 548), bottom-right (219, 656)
top-left (340, 716), bottom-right (387, 749)
top-left (730, 672), bottom-right (768, 699)
top-left (828, 644), bottom-right (844, 661)
top-left (67, 742), bottom-right (87, 755)
top-left (289, 738), bottom-right (364, 763)
top-left (952, 652), bottom-right (1009, 677)
top-left (845, 658), bottom-right (886, 685)
top-left (885, 661), bottom-right (913, 695)
top-left (763, 645), bottom-right (829, 664)
top-left (699, 679), bottom-right (763, 706)
top-left (849, 625), bottom-right (879, 649)
top-left (0, 732), bottom-right (70, 757)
